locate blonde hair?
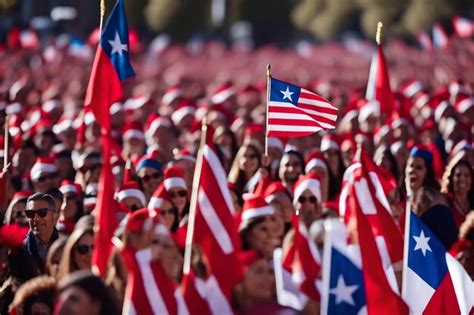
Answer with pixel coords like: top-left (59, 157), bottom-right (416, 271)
top-left (57, 227), bottom-right (93, 280)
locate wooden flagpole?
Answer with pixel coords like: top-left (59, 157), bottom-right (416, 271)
top-left (183, 116), bottom-right (208, 275)
top-left (376, 21), bottom-right (383, 45)
top-left (3, 115), bottom-right (9, 169)
top-left (264, 64), bottom-right (272, 157)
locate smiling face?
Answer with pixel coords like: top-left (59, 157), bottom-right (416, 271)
top-left (295, 189), bottom-right (321, 228)
top-left (452, 164), bottom-right (472, 195)
top-left (278, 153), bottom-right (302, 184)
top-left (138, 167), bottom-right (163, 195)
top-left (73, 233), bottom-right (94, 271)
top-left (239, 146), bottom-right (260, 177)
top-left (405, 156), bottom-right (427, 193)
top-left (169, 187), bottom-right (188, 215)
top-left (26, 199), bottom-right (58, 245)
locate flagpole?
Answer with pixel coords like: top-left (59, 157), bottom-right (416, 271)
top-left (265, 64), bottom-right (271, 157)
top-left (100, 0), bottom-right (106, 33)
top-left (376, 21), bottom-right (383, 45)
top-left (401, 203), bottom-right (410, 299)
top-left (3, 115), bottom-right (9, 169)
top-left (183, 117), bottom-right (208, 275)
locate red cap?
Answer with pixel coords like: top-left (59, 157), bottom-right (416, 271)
top-left (211, 82), bottom-right (235, 104)
top-left (163, 166), bottom-right (187, 191)
top-left (125, 208), bottom-right (158, 233)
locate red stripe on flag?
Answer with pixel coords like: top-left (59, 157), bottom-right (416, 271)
top-left (268, 118), bottom-right (324, 128)
top-left (297, 102), bottom-right (339, 116)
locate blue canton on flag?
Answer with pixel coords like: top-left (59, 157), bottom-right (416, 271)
top-left (100, 0), bottom-right (135, 80)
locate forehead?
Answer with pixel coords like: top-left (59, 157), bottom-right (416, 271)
top-left (27, 199), bottom-right (50, 209)
top-left (282, 153), bottom-right (300, 164)
top-left (138, 167), bottom-right (160, 175)
top-left (408, 156), bottom-right (426, 166)
top-left (454, 163), bottom-right (471, 174)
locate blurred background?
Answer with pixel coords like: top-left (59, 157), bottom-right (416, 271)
top-left (0, 0), bottom-right (473, 46)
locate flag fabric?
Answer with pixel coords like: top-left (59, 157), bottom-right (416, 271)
top-left (182, 124), bottom-right (242, 309)
top-left (365, 45), bottom-right (396, 116)
top-left (349, 172), bottom-right (408, 315)
top-left (122, 247), bottom-right (189, 315)
top-left (402, 210), bottom-right (474, 314)
top-left (321, 219), bottom-right (366, 315)
top-left (267, 77), bottom-right (338, 137)
top-left (84, 0), bottom-right (135, 131)
top-left (416, 31), bottom-right (433, 51)
top-left (453, 16), bottom-right (474, 38)
top-left (433, 23), bottom-right (449, 49)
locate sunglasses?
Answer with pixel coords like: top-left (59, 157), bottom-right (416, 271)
top-left (25, 208), bottom-right (53, 219)
top-left (75, 244), bottom-right (94, 255)
top-left (298, 196), bottom-right (317, 204)
top-left (169, 190), bottom-right (187, 198)
top-left (140, 172), bottom-right (162, 183)
top-left (37, 174), bottom-right (57, 182)
top-left (159, 209), bottom-right (175, 216)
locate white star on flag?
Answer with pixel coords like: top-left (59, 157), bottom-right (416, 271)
top-left (108, 32), bottom-right (128, 56)
top-left (413, 230), bottom-right (432, 256)
top-left (329, 275), bottom-right (358, 306)
top-left (280, 86), bottom-right (294, 102)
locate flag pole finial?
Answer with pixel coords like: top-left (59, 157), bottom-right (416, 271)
top-left (265, 64), bottom-right (272, 157)
top-left (100, 0), bottom-right (106, 33)
top-left (376, 21), bottom-right (383, 45)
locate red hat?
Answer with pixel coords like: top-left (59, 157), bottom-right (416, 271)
top-left (451, 139), bottom-right (472, 158)
top-left (454, 94), bottom-right (474, 114)
top-left (239, 195), bottom-right (274, 231)
top-left (59, 180), bottom-right (82, 198)
top-left (126, 208), bottom-right (157, 233)
top-left (320, 134), bottom-right (340, 152)
top-left (244, 123), bottom-right (264, 136)
top-left (413, 92), bottom-right (430, 109)
top-left (171, 99), bottom-right (196, 125)
top-left (449, 80), bottom-right (470, 98)
top-left (162, 85), bottom-right (182, 106)
top-left (123, 95), bottom-right (149, 111)
top-left (116, 182), bottom-right (146, 207)
top-left (148, 184), bottom-right (172, 211)
top-left (358, 99), bottom-right (380, 123)
top-left (400, 80), bottom-right (423, 98)
top-left (84, 183), bottom-right (98, 209)
top-left (211, 82), bottom-right (235, 104)
top-left (419, 118), bottom-right (436, 132)
top-left (30, 157), bottom-right (58, 181)
top-left (0, 224), bottom-right (29, 248)
top-left (123, 121), bottom-right (145, 141)
top-left (293, 173), bottom-right (321, 205)
top-left (145, 114), bottom-right (172, 139)
top-left (12, 190), bottom-right (32, 201)
top-left (304, 151), bottom-right (328, 174)
top-left (52, 117), bottom-right (74, 135)
top-left (163, 166), bottom-right (187, 191)
top-left (433, 100), bottom-right (451, 122)
top-left (110, 102), bottom-right (124, 115)
top-left (263, 181), bottom-right (288, 203)
top-left (42, 99), bottom-right (61, 113)
top-left (174, 149), bottom-right (196, 163)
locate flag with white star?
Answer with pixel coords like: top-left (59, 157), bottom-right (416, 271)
top-left (84, 0), bottom-right (135, 131)
top-left (267, 77), bottom-right (338, 137)
top-left (321, 219), bottom-right (366, 315)
top-left (402, 210), bottom-right (474, 314)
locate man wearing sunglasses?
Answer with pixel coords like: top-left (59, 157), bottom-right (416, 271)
top-left (23, 193), bottom-right (59, 272)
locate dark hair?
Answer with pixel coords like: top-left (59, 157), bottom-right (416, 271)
top-left (58, 270), bottom-right (119, 315)
top-left (47, 188), bottom-right (64, 201)
top-left (441, 159), bottom-right (474, 208)
top-left (27, 193), bottom-right (57, 212)
top-left (21, 139), bottom-right (40, 155)
top-left (9, 276), bottom-right (56, 315)
top-left (239, 217), bottom-right (267, 250)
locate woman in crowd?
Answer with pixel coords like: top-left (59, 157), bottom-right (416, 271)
top-left (57, 227), bottom-right (94, 280)
top-left (228, 144), bottom-right (262, 195)
top-left (45, 238), bottom-right (67, 278)
top-left (9, 276), bottom-right (56, 315)
top-left (441, 154), bottom-right (474, 229)
top-left (3, 191), bottom-right (31, 226)
top-left (163, 166), bottom-right (190, 222)
top-left (136, 157), bottom-right (163, 203)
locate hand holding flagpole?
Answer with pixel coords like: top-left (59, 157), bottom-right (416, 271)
top-left (265, 64), bottom-right (271, 157)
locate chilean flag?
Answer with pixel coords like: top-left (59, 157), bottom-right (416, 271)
top-left (84, 0), bottom-right (135, 131)
top-left (402, 211), bottom-right (474, 314)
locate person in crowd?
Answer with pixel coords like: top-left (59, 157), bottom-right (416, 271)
top-left (277, 150), bottom-right (305, 194)
top-left (228, 144), bottom-right (262, 195)
top-left (264, 181), bottom-right (295, 235)
top-left (4, 190), bottom-right (31, 226)
top-left (136, 157), bottom-right (163, 203)
top-left (56, 270), bottom-right (119, 315)
top-left (163, 166), bottom-right (190, 221)
top-left (30, 158), bottom-right (59, 194)
top-left (57, 227), bottom-right (94, 280)
top-left (213, 125), bottom-right (239, 173)
top-left (304, 151), bottom-right (330, 204)
top-left (24, 193), bottom-right (60, 272)
top-left (150, 222), bottom-right (183, 283)
top-left (74, 150), bottom-right (101, 188)
top-left (239, 195), bottom-right (276, 259)
top-left (441, 153), bottom-right (474, 229)
top-left (115, 182), bottom-right (147, 213)
top-left (57, 181), bottom-right (84, 234)
top-left (149, 184), bottom-right (179, 231)
top-left (320, 134), bottom-right (345, 201)
top-left (45, 238), bottom-right (67, 278)
top-left (8, 276), bottom-right (56, 315)
top-left (293, 173), bottom-right (323, 230)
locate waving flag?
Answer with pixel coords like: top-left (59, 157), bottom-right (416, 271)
top-left (84, 0), bottom-right (135, 131)
top-left (321, 219), bottom-right (366, 315)
top-left (85, 0), bottom-right (135, 276)
top-left (267, 77), bottom-right (338, 137)
top-left (402, 210), bottom-right (474, 314)
top-left (433, 23), bottom-right (449, 49)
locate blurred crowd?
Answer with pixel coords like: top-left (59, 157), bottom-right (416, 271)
top-left (0, 34), bottom-right (473, 315)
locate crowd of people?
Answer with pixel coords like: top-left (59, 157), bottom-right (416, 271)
top-left (0, 32), bottom-right (473, 314)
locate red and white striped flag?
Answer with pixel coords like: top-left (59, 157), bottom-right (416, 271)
top-left (453, 16), bottom-right (474, 38)
top-left (267, 77), bottom-right (338, 138)
top-left (182, 123), bottom-right (242, 312)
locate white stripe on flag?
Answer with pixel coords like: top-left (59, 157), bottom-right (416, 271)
top-left (203, 145), bottom-right (235, 215)
top-left (194, 275), bottom-right (233, 315)
top-left (403, 267), bottom-right (435, 314)
top-left (298, 97), bottom-right (338, 110)
top-left (198, 189), bottom-right (234, 254)
top-left (446, 254), bottom-right (474, 314)
top-left (267, 125), bottom-right (324, 133)
top-left (268, 112), bottom-right (315, 121)
top-left (135, 249), bottom-right (169, 315)
top-left (354, 178), bottom-right (377, 215)
top-left (174, 289), bottom-right (190, 315)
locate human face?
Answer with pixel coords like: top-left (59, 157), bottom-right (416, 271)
top-left (242, 259), bottom-right (275, 301)
top-left (452, 164), bottom-right (472, 195)
top-left (123, 196), bottom-right (143, 212)
top-left (30, 301), bottom-right (52, 315)
top-left (405, 156), bottom-right (427, 193)
top-left (33, 172), bottom-right (58, 193)
top-left (157, 201), bottom-right (176, 230)
top-left (278, 154), bottom-right (302, 183)
top-left (270, 192), bottom-right (294, 224)
top-left (11, 201), bottom-right (28, 226)
top-left (295, 190), bottom-right (321, 228)
top-left (323, 149), bottom-right (340, 176)
top-left (151, 233), bottom-right (183, 282)
top-left (248, 217), bottom-right (274, 258)
top-left (138, 167), bottom-right (163, 195)
top-left (61, 193), bottom-right (79, 221)
top-left (26, 199), bottom-right (58, 245)
top-left (56, 286), bottom-right (101, 315)
top-left (239, 147), bottom-right (259, 176)
top-left (169, 187), bottom-right (188, 215)
top-left (73, 233), bottom-right (94, 270)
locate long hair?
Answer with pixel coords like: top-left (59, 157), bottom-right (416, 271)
top-left (441, 157), bottom-right (474, 208)
top-left (57, 227), bottom-right (93, 280)
top-left (228, 144), bottom-right (262, 194)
